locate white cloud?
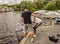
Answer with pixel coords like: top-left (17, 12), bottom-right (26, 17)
top-left (0, 0), bottom-right (22, 5)
top-left (0, 0), bottom-right (2, 3)
top-left (0, 0), bottom-right (33, 5)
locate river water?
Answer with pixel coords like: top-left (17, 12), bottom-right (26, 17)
top-left (0, 12), bottom-right (23, 44)
top-left (0, 11), bottom-right (57, 44)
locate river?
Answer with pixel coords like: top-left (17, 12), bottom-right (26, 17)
top-left (0, 12), bottom-right (23, 44)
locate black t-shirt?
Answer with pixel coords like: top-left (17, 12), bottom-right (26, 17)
top-left (21, 11), bottom-right (32, 24)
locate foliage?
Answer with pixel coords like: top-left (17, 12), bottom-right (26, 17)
top-left (0, 0), bottom-right (60, 12)
top-left (42, 1), bottom-right (57, 10)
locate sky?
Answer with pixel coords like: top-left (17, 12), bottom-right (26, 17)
top-left (0, 0), bottom-right (22, 5)
top-left (0, 0), bottom-right (34, 5)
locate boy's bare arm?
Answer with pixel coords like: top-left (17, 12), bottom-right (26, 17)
top-left (20, 17), bottom-right (24, 22)
top-left (32, 13), bottom-right (36, 23)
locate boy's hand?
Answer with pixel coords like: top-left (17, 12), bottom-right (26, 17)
top-left (33, 21), bottom-right (35, 23)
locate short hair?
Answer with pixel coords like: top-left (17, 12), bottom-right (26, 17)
top-left (21, 7), bottom-right (29, 11)
top-left (24, 7), bottom-right (30, 10)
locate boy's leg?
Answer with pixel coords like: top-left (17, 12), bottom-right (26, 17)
top-left (33, 23), bottom-right (38, 35)
top-left (23, 24), bottom-right (27, 38)
top-left (33, 26), bottom-right (37, 35)
top-left (33, 23), bottom-right (42, 35)
top-left (28, 24), bottom-right (35, 42)
top-left (24, 32), bottom-right (27, 38)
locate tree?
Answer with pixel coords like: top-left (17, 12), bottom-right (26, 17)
top-left (42, 1), bottom-right (57, 10)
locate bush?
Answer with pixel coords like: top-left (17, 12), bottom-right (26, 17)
top-left (42, 0), bottom-right (60, 10)
top-left (56, 0), bottom-right (60, 9)
top-left (42, 1), bottom-right (57, 10)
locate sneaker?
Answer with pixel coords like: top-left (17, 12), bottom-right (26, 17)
top-left (31, 38), bottom-right (34, 42)
top-left (34, 35), bottom-right (36, 38)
